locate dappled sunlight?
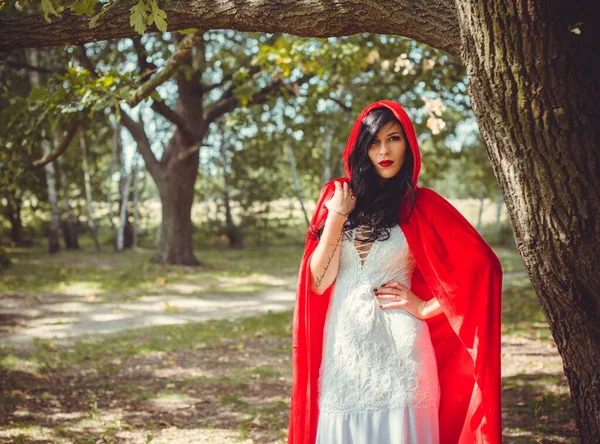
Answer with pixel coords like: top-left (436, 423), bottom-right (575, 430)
top-left (0, 250), bottom-right (576, 442)
top-left (147, 392), bottom-right (201, 411)
top-left (0, 353), bottom-right (41, 375)
top-left (217, 273), bottom-right (290, 287)
top-left (57, 280), bottom-right (102, 296)
top-left (0, 425), bottom-right (56, 441)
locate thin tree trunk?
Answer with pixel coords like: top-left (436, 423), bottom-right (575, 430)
top-left (3, 190), bottom-right (25, 245)
top-left (25, 48), bottom-right (61, 254)
top-left (57, 153), bottom-right (80, 250)
top-left (286, 143), bottom-right (310, 227)
top-left (321, 130), bottom-right (333, 185)
top-left (221, 142), bottom-right (244, 249)
top-left (41, 137), bottom-right (62, 254)
top-left (107, 123), bottom-right (119, 235)
top-left (80, 130), bottom-right (101, 252)
top-left (455, 1), bottom-right (600, 440)
top-left (116, 152), bottom-right (133, 252)
top-left (476, 182), bottom-right (485, 233)
top-left (132, 153), bottom-right (140, 249)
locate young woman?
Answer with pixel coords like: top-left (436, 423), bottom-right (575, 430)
top-left (289, 100), bottom-right (503, 444)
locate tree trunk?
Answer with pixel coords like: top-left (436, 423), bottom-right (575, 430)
top-left (220, 141), bottom-right (244, 249)
top-left (80, 130), bottom-right (101, 252)
top-left (41, 137), bottom-right (62, 254)
top-left (455, 1), bottom-right (600, 441)
top-left (476, 182), bottom-right (485, 233)
top-left (286, 143), bottom-right (310, 227)
top-left (115, 124), bottom-right (133, 251)
top-left (24, 48), bottom-right (62, 254)
top-left (132, 154), bottom-right (140, 249)
top-left (107, 123), bottom-right (119, 235)
top-left (3, 190), bottom-right (25, 246)
top-left (116, 166), bottom-right (132, 252)
top-left (57, 154), bottom-right (80, 250)
top-left (154, 156), bottom-right (200, 265)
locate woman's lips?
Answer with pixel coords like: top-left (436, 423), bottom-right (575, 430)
top-left (379, 160), bottom-right (394, 167)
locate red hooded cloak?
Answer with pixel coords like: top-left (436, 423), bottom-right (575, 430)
top-left (288, 100), bottom-right (502, 444)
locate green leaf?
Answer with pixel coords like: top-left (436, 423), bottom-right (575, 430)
top-left (147, 0), bottom-right (167, 33)
top-left (178, 28), bottom-right (198, 35)
top-left (41, 0), bottom-right (60, 23)
top-left (70, 0), bottom-right (96, 16)
top-left (130, 0), bottom-right (148, 34)
top-left (150, 90), bottom-right (162, 102)
top-left (28, 88), bottom-right (47, 102)
top-left (102, 75), bottom-right (114, 88)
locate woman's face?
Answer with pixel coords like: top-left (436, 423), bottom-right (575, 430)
top-left (367, 120), bottom-right (407, 182)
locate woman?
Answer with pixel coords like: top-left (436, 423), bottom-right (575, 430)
top-left (289, 100), bottom-right (503, 444)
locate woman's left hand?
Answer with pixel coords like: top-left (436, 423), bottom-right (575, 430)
top-left (374, 281), bottom-right (426, 319)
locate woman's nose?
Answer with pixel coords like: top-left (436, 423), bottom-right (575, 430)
top-left (379, 142), bottom-right (391, 154)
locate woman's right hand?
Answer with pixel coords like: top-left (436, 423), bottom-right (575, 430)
top-left (325, 181), bottom-right (355, 216)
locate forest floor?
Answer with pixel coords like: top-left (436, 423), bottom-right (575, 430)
top-left (0, 244), bottom-right (579, 443)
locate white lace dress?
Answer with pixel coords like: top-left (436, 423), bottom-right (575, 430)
top-left (316, 224), bottom-right (441, 444)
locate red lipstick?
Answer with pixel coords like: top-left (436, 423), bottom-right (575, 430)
top-left (379, 160), bottom-right (394, 167)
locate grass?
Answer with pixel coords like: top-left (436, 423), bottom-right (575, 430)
top-left (0, 242), bottom-right (303, 304)
top-left (0, 237), bottom-right (578, 443)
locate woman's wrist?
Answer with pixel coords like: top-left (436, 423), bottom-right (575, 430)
top-left (418, 298), bottom-right (443, 319)
top-left (328, 207), bottom-right (351, 218)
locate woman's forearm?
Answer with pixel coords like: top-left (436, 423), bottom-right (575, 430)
top-left (419, 297), bottom-right (444, 319)
top-left (309, 212), bottom-right (347, 295)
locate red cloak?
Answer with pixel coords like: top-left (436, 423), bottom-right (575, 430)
top-left (288, 100), bottom-right (503, 444)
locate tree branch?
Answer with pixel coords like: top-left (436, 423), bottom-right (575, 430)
top-left (150, 100), bottom-right (195, 144)
top-left (119, 106), bottom-right (161, 179)
top-left (0, 60), bottom-right (66, 75)
top-left (132, 35), bottom-right (197, 144)
top-left (128, 30), bottom-right (204, 107)
top-left (31, 118), bottom-right (83, 168)
top-left (0, 0), bottom-right (460, 57)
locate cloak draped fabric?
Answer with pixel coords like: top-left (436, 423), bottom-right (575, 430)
top-left (288, 100), bottom-right (503, 444)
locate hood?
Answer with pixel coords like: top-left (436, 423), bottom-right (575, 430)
top-left (341, 100), bottom-right (422, 196)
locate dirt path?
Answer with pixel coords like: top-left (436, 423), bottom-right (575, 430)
top-left (0, 288), bottom-right (296, 347)
top-left (0, 272), bottom-right (528, 348)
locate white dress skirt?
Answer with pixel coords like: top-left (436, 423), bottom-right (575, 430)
top-left (316, 224), bottom-right (441, 444)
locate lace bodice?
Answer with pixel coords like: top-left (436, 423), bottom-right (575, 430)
top-left (318, 224), bottom-right (440, 414)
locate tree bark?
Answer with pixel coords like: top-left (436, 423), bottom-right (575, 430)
top-left (79, 130), bottom-right (101, 252)
top-left (57, 154), bottom-right (80, 250)
top-left (154, 157), bottom-right (201, 264)
top-left (24, 48), bottom-right (62, 254)
top-left (221, 143), bottom-right (244, 249)
top-left (41, 137), bottom-right (62, 254)
top-left (476, 182), bottom-right (485, 233)
top-left (455, 0), bottom-right (600, 441)
top-left (286, 143), bottom-right (310, 227)
top-left (132, 154), bottom-right (140, 249)
top-left (3, 190), bottom-right (24, 246)
top-left (115, 127), bottom-right (133, 251)
top-left (0, 0), bottom-right (460, 57)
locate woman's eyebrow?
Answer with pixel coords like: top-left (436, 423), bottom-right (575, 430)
top-left (374, 131), bottom-right (402, 139)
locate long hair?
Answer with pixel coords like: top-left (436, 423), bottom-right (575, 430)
top-left (314, 107), bottom-right (417, 243)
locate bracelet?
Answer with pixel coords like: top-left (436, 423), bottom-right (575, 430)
top-left (329, 208), bottom-right (350, 218)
